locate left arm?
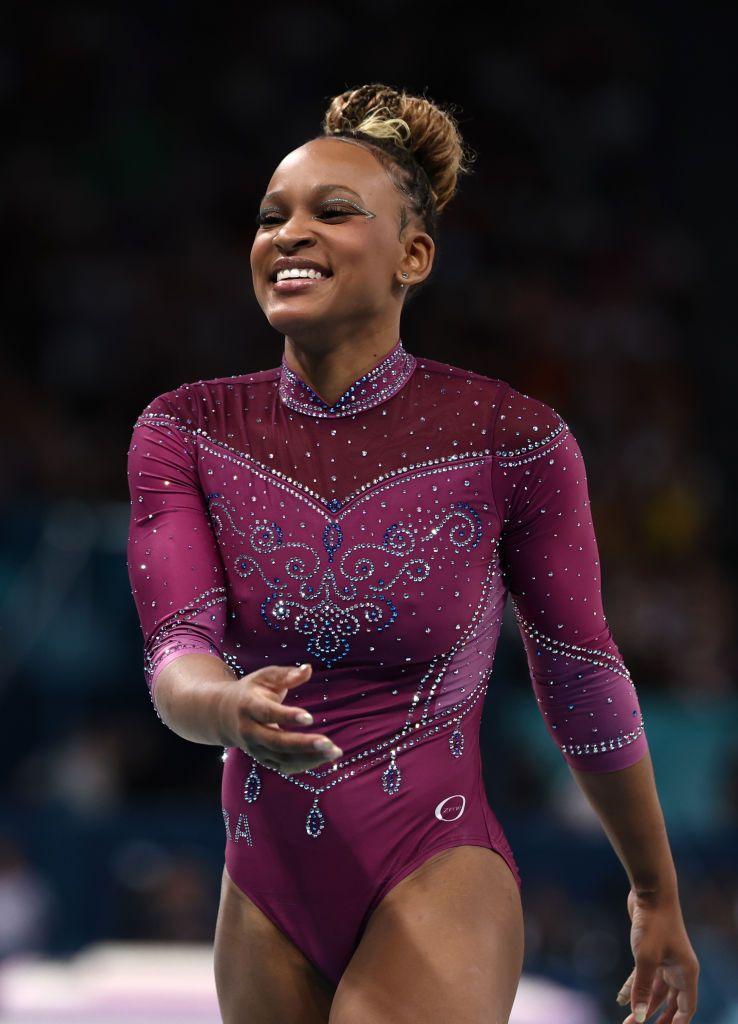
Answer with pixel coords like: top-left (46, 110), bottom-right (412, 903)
top-left (572, 756), bottom-right (699, 1024)
top-left (491, 382), bottom-right (699, 1023)
top-left (570, 753), bottom-right (677, 900)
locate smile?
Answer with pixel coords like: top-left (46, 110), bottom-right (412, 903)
top-left (271, 276), bottom-right (332, 293)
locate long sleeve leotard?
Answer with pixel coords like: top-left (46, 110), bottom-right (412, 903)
top-left (126, 339), bottom-right (648, 983)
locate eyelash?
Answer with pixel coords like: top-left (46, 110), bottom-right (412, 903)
top-left (255, 203), bottom-right (358, 227)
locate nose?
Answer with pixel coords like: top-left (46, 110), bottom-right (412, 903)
top-left (272, 210), bottom-right (321, 250)
top-left (274, 228), bottom-right (317, 253)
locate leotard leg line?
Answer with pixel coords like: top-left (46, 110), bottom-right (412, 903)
top-left (221, 737), bottom-right (521, 987)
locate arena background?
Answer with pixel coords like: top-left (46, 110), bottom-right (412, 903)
top-left (1, 3), bottom-right (737, 1022)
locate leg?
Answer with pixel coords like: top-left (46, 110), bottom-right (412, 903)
top-left (329, 845), bottom-right (524, 1024)
top-left (214, 864), bottom-right (336, 1024)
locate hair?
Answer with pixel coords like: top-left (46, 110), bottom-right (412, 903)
top-left (313, 83), bottom-right (477, 303)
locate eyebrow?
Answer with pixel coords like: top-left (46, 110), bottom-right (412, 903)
top-left (261, 183), bottom-right (364, 203)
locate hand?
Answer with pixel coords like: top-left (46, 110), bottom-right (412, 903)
top-left (219, 663), bottom-right (342, 775)
top-left (615, 886), bottom-right (699, 1023)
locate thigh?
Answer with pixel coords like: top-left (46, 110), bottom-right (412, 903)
top-left (329, 845), bottom-right (524, 1024)
top-left (214, 864), bottom-right (336, 1024)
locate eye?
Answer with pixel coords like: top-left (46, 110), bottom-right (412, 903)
top-left (255, 201), bottom-right (359, 227)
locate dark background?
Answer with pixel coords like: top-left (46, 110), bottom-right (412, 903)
top-left (1, 3), bottom-right (737, 1021)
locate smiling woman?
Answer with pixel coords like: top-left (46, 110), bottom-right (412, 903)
top-left (125, 81), bottom-right (685, 1024)
top-left (245, 84), bottom-right (477, 411)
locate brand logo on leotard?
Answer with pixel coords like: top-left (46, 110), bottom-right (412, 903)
top-left (434, 794), bottom-right (466, 822)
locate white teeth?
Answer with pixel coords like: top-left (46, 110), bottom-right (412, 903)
top-left (275, 267), bottom-right (327, 282)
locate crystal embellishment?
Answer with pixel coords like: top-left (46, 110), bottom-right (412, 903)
top-left (279, 338), bottom-right (417, 418)
top-left (306, 797), bottom-right (326, 838)
top-left (244, 764), bottom-right (261, 803)
top-left (381, 749), bottom-right (402, 795)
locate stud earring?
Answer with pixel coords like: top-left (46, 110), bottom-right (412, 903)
top-left (399, 272), bottom-right (409, 289)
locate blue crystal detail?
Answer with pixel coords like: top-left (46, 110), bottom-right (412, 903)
top-left (306, 799), bottom-right (325, 838)
top-left (244, 764), bottom-right (261, 803)
top-left (381, 761), bottom-right (402, 795)
top-left (323, 522), bottom-right (343, 561)
top-left (450, 726), bottom-right (464, 758)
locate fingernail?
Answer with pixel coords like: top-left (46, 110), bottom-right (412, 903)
top-left (296, 711), bottom-right (313, 725)
top-left (634, 1003), bottom-right (648, 1022)
top-left (314, 738), bottom-right (333, 751)
top-left (288, 666), bottom-right (305, 679)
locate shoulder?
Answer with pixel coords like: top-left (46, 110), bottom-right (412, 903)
top-left (414, 355), bottom-right (569, 457)
top-left (134, 367), bottom-right (280, 430)
top-left (491, 381), bottom-right (569, 459)
top-left (411, 353), bottom-right (511, 418)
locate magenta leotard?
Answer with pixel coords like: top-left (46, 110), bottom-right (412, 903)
top-left (126, 338), bottom-right (649, 985)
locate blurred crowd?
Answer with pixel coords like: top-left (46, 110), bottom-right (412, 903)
top-left (2, 4), bottom-right (737, 1021)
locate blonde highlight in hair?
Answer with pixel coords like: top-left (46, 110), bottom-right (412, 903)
top-left (312, 83), bottom-right (477, 302)
top-left (352, 107), bottom-right (412, 147)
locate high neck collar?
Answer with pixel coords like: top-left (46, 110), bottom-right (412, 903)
top-left (278, 338), bottom-right (417, 418)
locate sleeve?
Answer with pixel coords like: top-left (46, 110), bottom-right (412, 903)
top-left (126, 395), bottom-right (229, 713)
top-left (491, 382), bottom-right (649, 772)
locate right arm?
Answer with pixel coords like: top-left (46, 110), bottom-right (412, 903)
top-left (153, 652), bottom-right (237, 747)
top-left (125, 399), bottom-right (342, 770)
top-left (125, 401), bottom-right (230, 723)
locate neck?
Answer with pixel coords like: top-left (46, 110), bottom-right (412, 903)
top-left (282, 325), bottom-right (402, 408)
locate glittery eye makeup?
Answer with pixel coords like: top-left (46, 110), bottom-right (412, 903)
top-left (255, 197), bottom-right (375, 227)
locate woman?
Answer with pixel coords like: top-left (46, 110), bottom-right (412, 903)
top-left (126, 84), bottom-right (699, 1024)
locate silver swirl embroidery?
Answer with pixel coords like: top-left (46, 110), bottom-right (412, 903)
top-left (207, 493), bottom-right (483, 669)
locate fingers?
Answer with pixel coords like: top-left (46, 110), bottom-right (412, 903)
top-left (236, 662), bottom-right (343, 775)
top-left (248, 690), bottom-right (315, 729)
top-left (670, 986), bottom-right (696, 1024)
top-left (617, 968), bottom-right (635, 1006)
top-left (621, 974), bottom-right (669, 1024)
top-left (653, 989), bottom-right (679, 1024)
top-left (249, 723), bottom-right (341, 761)
top-left (629, 951), bottom-right (660, 1022)
top-left (621, 967), bottom-right (697, 1024)
top-left (257, 662), bottom-right (314, 692)
top-left (247, 663), bottom-right (319, 728)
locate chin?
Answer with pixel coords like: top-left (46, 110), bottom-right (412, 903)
top-left (265, 309), bottom-right (333, 335)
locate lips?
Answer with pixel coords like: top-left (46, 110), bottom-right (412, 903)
top-left (271, 274), bottom-right (332, 294)
top-left (270, 262), bottom-right (332, 282)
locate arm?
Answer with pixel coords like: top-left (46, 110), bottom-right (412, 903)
top-left (492, 383), bottom-right (649, 774)
top-left (153, 652), bottom-right (236, 746)
top-left (570, 754), bottom-right (677, 898)
top-left (493, 384), bottom-right (698, 1022)
top-left (126, 399), bottom-right (343, 770)
top-left (126, 399), bottom-right (233, 741)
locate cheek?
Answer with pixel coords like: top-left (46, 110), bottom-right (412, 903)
top-left (338, 235), bottom-right (395, 285)
top-left (250, 236), bottom-right (266, 273)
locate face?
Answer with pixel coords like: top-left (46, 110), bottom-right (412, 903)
top-left (250, 137), bottom-right (433, 345)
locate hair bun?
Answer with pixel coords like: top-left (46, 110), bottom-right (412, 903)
top-left (322, 83), bottom-right (475, 216)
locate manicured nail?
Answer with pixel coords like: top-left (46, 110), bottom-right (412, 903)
top-left (296, 711), bottom-right (313, 725)
top-left (634, 1004), bottom-right (648, 1022)
top-left (314, 739), bottom-right (341, 758)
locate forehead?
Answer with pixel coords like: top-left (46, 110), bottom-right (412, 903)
top-left (264, 137), bottom-right (388, 199)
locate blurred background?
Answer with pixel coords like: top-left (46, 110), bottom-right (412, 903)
top-left (1, 2), bottom-right (737, 1022)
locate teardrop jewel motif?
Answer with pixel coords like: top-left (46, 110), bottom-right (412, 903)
top-left (381, 749), bottom-right (402, 795)
top-left (306, 797), bottom-right (325, 838)
top-left (449, 725), bottom-right (465, 758)
top-left (244, 764), bottom-right (261, 803)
